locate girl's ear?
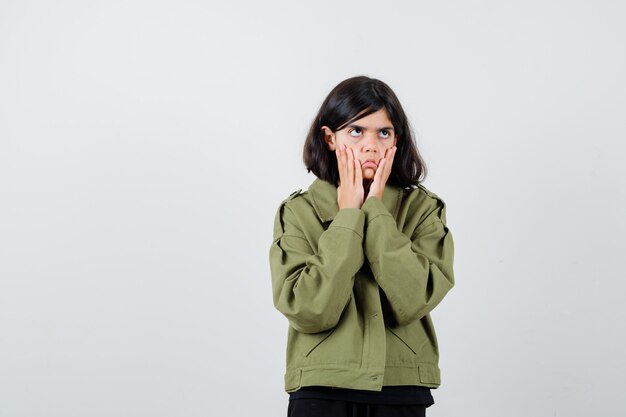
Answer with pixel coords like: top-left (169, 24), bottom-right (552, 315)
top-left (321, 126), bottom-right (336, 151)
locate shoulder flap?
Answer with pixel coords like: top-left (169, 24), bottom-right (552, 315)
top-left (273, 189), bottom-right (302, 238)
top-left (416, 183), bottom-right (442, 201)
top-left (288, 188), bottom-right (302, 200)
top-left (416, 183), bottom-right (448, 223)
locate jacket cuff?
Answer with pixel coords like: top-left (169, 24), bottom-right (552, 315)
top-left (361, 196), bottom-right (393, 223)
top-left (330, 208), bottom-right (365, 239)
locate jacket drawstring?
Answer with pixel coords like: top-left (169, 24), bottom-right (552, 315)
top-left (352, 402), bottom-right (357, 417)
top-left (366, 403), bottom-right (371, 417)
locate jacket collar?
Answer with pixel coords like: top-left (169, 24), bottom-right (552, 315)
top-left (308, 177), bottom-right (403, 222)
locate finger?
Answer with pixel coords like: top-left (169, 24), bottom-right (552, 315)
top-left (388, 146), bottom-right (397, 166)
top-left (351, 147), bottom-right (359, 186)
top-left (355, 155), bottom-right (362, 185)
top-left (337, 146), bottom-right (346, 184)
top-left (379, 148), bottom-right (391, 179)
top-left (352, 148), bottom-right (361, 188)
top-left (374, 157), bottom-right (385, 187)
top-left (346, 145), bottom-right (354, 185)
top-left (385, 147), bottom-right (396, 177)
top-left (335, 148), bottom-right (342, 183)
top-left (382, 148), bottom-right (391, 177)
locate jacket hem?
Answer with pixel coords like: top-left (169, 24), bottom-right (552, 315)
top-left (284, 363), bottom-right (441, 393)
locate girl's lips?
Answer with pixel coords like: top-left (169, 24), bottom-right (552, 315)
top-left (362, 161), bottom-right (377, 168)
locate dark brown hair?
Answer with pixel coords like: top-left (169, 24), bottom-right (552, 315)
top-left (303, 75), bottom-right (427, 188)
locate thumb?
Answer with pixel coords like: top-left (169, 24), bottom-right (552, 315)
top-left (372, 158), bottom-right (384, 188)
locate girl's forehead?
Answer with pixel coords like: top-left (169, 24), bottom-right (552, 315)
top-left (350, 108), bottom-right (393, 126)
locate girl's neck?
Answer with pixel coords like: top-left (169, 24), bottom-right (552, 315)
top-left (363, 179), bottom-right (373, 197)
top-left (336, 179), bottom-right (374, 195)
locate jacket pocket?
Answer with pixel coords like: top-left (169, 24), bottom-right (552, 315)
top-left (387, 320), bottom-right (430, 356)
top-left (304, 326), bottom-right (337, 357)
top-left (387, 327), bottom-right (418, 354)
top-left (302, 293), bottom-right (353, 357)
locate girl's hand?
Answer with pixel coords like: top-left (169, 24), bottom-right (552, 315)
top-left (336, 144), bottom-right (364, 209)
top-left (365, 146), bottom-right (397, 201)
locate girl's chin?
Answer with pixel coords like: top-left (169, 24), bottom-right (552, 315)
top-left (362, 168), bottom-right (375, 178)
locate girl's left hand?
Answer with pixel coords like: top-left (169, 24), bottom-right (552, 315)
top-left (365, 146), bottom-right (397, 201)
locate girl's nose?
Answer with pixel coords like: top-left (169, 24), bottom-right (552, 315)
top-left (362, 134), bottom-right (379, 151)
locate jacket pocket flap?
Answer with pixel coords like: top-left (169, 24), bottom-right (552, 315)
top-left (285, 369), bottom-right (302, 391)
top-left (418, 364), bottom-right (440, 384)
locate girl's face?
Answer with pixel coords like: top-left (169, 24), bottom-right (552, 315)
top-left (322, 108), bottom-right (398, 181)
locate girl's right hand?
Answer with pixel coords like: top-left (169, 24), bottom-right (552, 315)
top-left (336, 144), bottom-right (364, 209)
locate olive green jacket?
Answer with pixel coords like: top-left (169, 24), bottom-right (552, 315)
top-left (269, 177), bottom-right (455, 393)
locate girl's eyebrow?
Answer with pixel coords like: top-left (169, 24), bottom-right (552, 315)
top-left (347, 124), bottom-right (394, 131)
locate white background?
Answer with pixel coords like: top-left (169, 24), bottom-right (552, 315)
top-left (1, 1), bottom-right (625, 416)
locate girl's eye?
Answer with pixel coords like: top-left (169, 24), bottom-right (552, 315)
top-left (349, 128), bottom-right (361, 137)
top-left (380, 130), bottom-right (390, 138)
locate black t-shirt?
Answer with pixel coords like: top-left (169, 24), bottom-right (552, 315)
top-left (289, 385), bottom-right (434, 406)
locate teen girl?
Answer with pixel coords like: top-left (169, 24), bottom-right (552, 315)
top-left (269, 75), bottom-right (455, 417)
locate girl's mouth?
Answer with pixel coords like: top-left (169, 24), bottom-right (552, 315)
top-left (362, 161), bottom-right (377, 168)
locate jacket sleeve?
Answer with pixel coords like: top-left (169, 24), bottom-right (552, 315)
top-left (269, 201), bottom-right (365, 334)
top-left (361, 194), bottom-right (455, 326)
